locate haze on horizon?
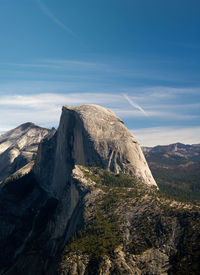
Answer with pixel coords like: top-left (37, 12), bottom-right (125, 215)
top-left (0, 0), bottom-right (199, 146)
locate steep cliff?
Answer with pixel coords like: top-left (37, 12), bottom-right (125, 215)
top-left (34, 104), bottom-right (157, 197)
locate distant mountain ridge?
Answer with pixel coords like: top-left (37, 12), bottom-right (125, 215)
top-left (143, 142), bottom-right (200, 167)
top-left (143, 142), bottom-right (200, 154)
top-left (143, 142), bottom-right (200, 203)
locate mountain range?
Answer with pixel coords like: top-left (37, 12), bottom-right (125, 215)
top-left (0, 105), bottom-right (199, 275)
top-left (143, 143), bottom-right (200, 203)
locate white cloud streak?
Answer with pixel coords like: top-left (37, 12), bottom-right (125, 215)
top-left (0, 93), bottom-right (122, 130)
top-left (0, 92), bottom-right (197, 122)
top-left (0, 92), bottom-right (199, 147)
top-left (0, 93), bottom-right (121, 109)
top-left (113, 109), bottom-right (197, 120)
top-left (37, 0), bottom-right (80, 41)
top-left (122, 94), bottom-right (148, 116)
top-left (1, 57), bottom-right (200, 87)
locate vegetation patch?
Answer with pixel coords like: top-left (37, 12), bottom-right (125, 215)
top-left (147, 159), bottom-right (200, 204)
top-left (79, 165), bottom-right (144, 188)
top-left (63, 210), bottom-right (120, 260)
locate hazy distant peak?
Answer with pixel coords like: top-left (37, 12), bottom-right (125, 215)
top-left (143, 142), bottom-right (200, 154)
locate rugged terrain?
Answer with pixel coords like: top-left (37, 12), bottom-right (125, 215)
top-left (59, 165), bottom-right (200, 275)
top-left (143, 143), bottom-right (200, 203)
top-left (0, 122), bottom-right (55, 183)
top-left (0, 165), bottom-right (199, 274)
top-left (0, 105), bottom-right (199, 275)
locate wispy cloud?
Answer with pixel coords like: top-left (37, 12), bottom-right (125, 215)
top-left (0, 92), bottom-right (199, 146)
top-left (1, 58), bottom-right (200, 87)
top-left (122, 94), bottom-right (148, 116)
top-left (133, 127), bottom-right (200, 147)
top-left (0, 93), bottom-right (196, 122)
top-left (0, 59), bottom-right (118, 74)
top-left (0, 93), bottom-right (122, 130)
top-left (123, 86), bottom-right (200, 100)
top-left (37, 0), bottom-right (80, 41)
top-left (113, 109), bottom-right (197, 120)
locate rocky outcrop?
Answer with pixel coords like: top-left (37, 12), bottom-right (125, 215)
top-left (0, 122), bottom-right (55, 183)
top-left (34, 104), bottom-right (157, 198)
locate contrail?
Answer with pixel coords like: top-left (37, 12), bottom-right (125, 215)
top-left (37, 0), bottom-right (80, 41)
top-left (123, 94), bottom-right (148, 116)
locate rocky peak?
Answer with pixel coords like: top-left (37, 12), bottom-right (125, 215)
top-left (0, 123), bottom-right (53, 182)
top-left (0, 122), bottom-right (49, 148)
top-left (18, 122), bottom-right (35, 130)
top-left (34, 104), bottom-right (157, 197)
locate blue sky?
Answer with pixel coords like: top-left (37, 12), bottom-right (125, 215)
top-left (0, 0), bottom-right (199, 146)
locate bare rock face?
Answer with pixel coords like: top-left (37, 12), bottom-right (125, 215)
top-left (0, 122), bottom-right (54, 183)
top-left (34, 104), bottom-right (157, 196)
